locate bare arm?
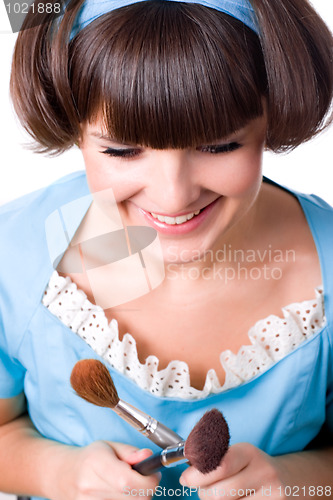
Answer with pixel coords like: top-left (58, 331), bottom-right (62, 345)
top-left (0, 394), bottom-right (159, 499)
top-left (0, 401), bottom-right (70, 498)
top-left (0, 392), bottom-right (26, 425)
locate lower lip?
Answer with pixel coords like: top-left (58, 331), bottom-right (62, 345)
top-left (138, 198), bottom-right (222, 235)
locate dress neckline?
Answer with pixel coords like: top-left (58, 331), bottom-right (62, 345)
top-left (43, 271), bottom-right (325, 399)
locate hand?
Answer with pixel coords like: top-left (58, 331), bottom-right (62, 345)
top-left (180, 442), bottom-right (287, 499)
top-left (48, 440), bottom-right (160, 500)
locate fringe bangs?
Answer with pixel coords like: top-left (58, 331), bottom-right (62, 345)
top-left (70, 2), bottom-right (266, 148)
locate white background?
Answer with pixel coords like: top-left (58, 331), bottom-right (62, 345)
top-left (0, 1), bottom-right (332, 499)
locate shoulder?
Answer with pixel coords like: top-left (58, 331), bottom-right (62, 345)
top-left (0, 170), bottom-right (89, 246)
top-left (290, 189), bottom-right (333, 337)
top-left (0, 170), bottom-right (90, 277)
top-left (291, 189), bottom-right (333, 256)
top-left (0, 171), bottom-right (89, 222)
top-left (296, 191), bottom-right (333, 228)
top-left (261, 178), bottom-right (333, 327)
top-left (0, 171), bottom-right (90, 348)
top-left (262, 177), bottom-right (333, 241)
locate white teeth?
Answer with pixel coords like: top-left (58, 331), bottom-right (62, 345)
top-left (150, 209), bottom-right (201, 225)
top-left (175, 215), bottom-right (188, 224)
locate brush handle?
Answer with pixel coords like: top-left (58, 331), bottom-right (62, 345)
top-left (132, 442), bottom-right (187, 476)
top-left (152, 421), bottom-right (184, 449)
top-left (132, 452), bottom-right (164, 475)
top-left (115, 400), bottom-right (183, 448)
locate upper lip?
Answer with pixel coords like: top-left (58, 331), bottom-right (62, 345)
top-left (140, 198), bottom-right (220, 217)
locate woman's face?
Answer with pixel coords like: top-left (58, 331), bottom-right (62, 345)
top-left (79, 115), bottom-right (267, 264)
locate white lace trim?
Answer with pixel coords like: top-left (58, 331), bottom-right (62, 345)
top-left (43, 271), bottom-right (326, 399)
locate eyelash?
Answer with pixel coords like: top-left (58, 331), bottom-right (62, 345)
top-left (101, 142), bottom-right (241, 158)
top-left (197, 142), bottom-right (241, 154)
top-left (102, 148), bottom-right (141, 158)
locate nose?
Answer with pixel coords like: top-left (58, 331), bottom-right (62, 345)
top-left (147, 150), bottom-right (200, 214)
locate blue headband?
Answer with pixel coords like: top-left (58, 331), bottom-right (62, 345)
top-left (70, 0), bottom-right (259, 39)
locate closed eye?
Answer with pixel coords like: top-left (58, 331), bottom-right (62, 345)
top-left (198, 142), bottom-right (242, 154)
top-left (101, 147), bottom-right (142, 158)
top-left (101, 142), bottom-right (241, 157)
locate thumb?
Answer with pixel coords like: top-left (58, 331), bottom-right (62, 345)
top-left (109, 442), bottom-right (154, 465)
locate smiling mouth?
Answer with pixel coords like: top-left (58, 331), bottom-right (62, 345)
top-left (149, 209), bottom-right (201, 225)
top-left (138, 197), bottom-right (221, 233)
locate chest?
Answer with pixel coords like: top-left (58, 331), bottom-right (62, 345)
top-left (25, 300), bottom-right (329, 459)
top-left (62, 247), bottom-right (322, 391)
top-left (57, 184), bottom-right (323, 390)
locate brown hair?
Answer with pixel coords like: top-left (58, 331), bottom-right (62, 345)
top-left (10, 0), bottom-right (333, 154)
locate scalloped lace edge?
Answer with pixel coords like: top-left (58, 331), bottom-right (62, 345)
top-left (43, 271), bottom-right (325, 399)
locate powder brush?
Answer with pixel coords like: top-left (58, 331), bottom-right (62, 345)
top-left (132, 409), bottom-right (230, 475)
top-left (70, 359), bottom-right (183, 448)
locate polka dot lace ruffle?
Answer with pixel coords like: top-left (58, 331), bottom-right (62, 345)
top-left (43, 271), bottom-right (325, 399)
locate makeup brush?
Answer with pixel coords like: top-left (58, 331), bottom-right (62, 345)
top-left (70, 359), bottom-right (183, 448)
top-left (132, 409), bottom-right (230, 475)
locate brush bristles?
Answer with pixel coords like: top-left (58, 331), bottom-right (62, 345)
top-left (184, 409), bottom-right (230, 474)
top-left (70, 359), bottom-right (119, 408)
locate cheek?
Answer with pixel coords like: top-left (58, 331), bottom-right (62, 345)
top-left (83, 150), bottom-right (110, 193)
top-left (212, 149), bottom-right (263, 198)
top-left (82, 151), bottom-right (140, 201)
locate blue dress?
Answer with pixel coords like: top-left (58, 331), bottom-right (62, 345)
top-left (0, 172), bottom-right (332, 499)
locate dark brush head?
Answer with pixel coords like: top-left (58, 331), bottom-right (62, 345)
top-left (184, 409), bottom-right (230, 474)
top-left (70, 359), bottom-right (119, 408)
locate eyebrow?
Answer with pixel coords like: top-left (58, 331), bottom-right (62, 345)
top-left (89, 132), bottom-right (139, 147)
top-left (89, 124), bottom-right (250, 147)
top-left (89, 132), bottom-right (117, 141)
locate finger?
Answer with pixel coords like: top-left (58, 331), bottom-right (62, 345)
top-left (125, 448), bottom-right (154, 465)
top-left (181, 443), bottom-right (255, 487)
top-left (98, 455), bottom-right (160, 493)
top-left (105, 441), bottom-right (141, 461)
top-left (105, 441), bottom-right (154, 464)
top-left (107, 443), bottom-right (158, 477)
top-left (196, 467), bottom-right (260, 499)
top-left (95, 442), bottom-right (160, 491)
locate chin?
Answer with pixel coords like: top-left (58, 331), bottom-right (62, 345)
top-left (160, 237), bottom-right (215, 265)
